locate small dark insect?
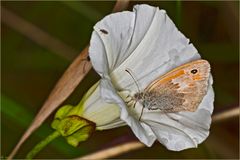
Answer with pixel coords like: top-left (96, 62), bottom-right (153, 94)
top-left (100, 29), bottom-right (108, 34)
top-left (191, 69), bottom-right (198, 74)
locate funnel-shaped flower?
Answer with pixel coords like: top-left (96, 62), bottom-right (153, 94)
top-left (89, 4), bottom-right (214, 151)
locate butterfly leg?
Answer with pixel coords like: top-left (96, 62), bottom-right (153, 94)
top-left (138, 105), bottom-right (145, 121)
top-left (132, 100), bottom-right (137, 108)
top-left (119, 90), bottom-right (137, 108)
top-left (148, 107), bottom-right (158, 110)
top-left (125, 95), bottom-right (132, 103)
top-left (124, 95), bottom-right (137, 108)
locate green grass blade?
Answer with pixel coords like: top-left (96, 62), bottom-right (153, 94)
top-left (62, 1), bottom-right (102, 22)
top-left (176, 0), bottom-right (182, 27)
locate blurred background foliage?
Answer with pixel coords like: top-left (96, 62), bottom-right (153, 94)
top-left (1, 1), bottom-right (239, 159)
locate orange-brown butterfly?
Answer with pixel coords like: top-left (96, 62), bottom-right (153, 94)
top-left (126, 59), bottom-right (210, 120)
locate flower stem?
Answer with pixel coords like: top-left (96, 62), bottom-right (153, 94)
top-left (26, 131), bottom-right (60, 159)
top-left (212, 107), bottom-right (239, 122)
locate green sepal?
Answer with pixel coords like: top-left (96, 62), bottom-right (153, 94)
top-left (54, 105), bottom-right (73, 119)
top-left (57, 115), bottom-right (93, 136)
top-left (50, 82), bottom-right (99, 147)
top-left (66, 125), bottom-right (95, 147)
top-left (51, 105), bottom-right (73, 129)
top-left (51, 119), bottom-right (60, 130)
top-left (52, 114), bottom-right (96, 147)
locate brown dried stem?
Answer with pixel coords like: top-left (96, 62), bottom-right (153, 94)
top-left (77, 141), bottom-right (145, 160)
top-left (77, 107), bottom-right (239, 160)
top-left (7, 1), bottom-right (129, 159)
top-left (212, 107), bottom-right (239, 122)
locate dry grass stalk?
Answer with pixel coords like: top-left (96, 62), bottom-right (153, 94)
top-left (78, 141), bottom-right (144, 160)
top-left (212, 107), bottom-right (239, 122)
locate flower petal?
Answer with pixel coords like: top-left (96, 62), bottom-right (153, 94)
top-left (89, 32), bottom-right (109, 76)
top-left (142, 78), bottom-right (214, 151)
top-left (100, 77), bottom-right (156, 146)
top-left (110, 5), bottom-right (200, 91)
top-left (89, 10), bottom-right (135, 75)
top-left (81, 82), bottom-right (124, 130)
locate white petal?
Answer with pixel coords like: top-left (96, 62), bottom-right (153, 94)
top-left (89, 11), bottom-right (135, 74)
top-left (142, 78), bottom-right (214, 151)
top-left (81, 82), bottom-right (124, 129)
top-left (110, 5), bottom-right (200, 91)
top-left (98, 119), bottom-right (126, 130)
top-left (89, 32), bottom-right (109, 76)
top-left (100, 78), bottom-right (156, 146)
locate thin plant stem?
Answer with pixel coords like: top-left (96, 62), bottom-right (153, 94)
top-left (212, 107), bottom-right (239, 122)
top-left (77, 141), bottom-right (144, 160)
top-left (26, 131), bottom-right (60, 159)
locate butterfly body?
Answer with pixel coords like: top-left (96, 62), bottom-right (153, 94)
top-left (133, 59), bottom-right (210, 113)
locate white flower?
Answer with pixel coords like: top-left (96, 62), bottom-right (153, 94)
top-left (89, 4), bottom-right (214, 151)
top-left (80, 82), bottom-right (126, 130)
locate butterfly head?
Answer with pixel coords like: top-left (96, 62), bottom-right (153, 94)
top-left (134, 92), bottom-right (144, 102)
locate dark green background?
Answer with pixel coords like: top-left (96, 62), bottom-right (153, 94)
top-left (1, 1), bottom-right (239, 159)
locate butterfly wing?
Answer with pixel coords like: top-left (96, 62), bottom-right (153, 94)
top-left (145, 60), bottom-right (210, 112)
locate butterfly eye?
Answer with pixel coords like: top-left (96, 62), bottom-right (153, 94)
top-left (191, 69), bottom-right (198, 74)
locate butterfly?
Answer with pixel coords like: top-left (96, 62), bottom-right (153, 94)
top-left (126, 59), bottom-right (211, 120)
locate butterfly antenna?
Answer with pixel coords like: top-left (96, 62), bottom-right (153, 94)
top-left (125, 68), bottom-right (140, 93)
top-left (139, 105), bottom-right (144, 121)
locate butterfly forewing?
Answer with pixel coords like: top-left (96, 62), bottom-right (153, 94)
top-left (143, 60), bottom-right (210, 112)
